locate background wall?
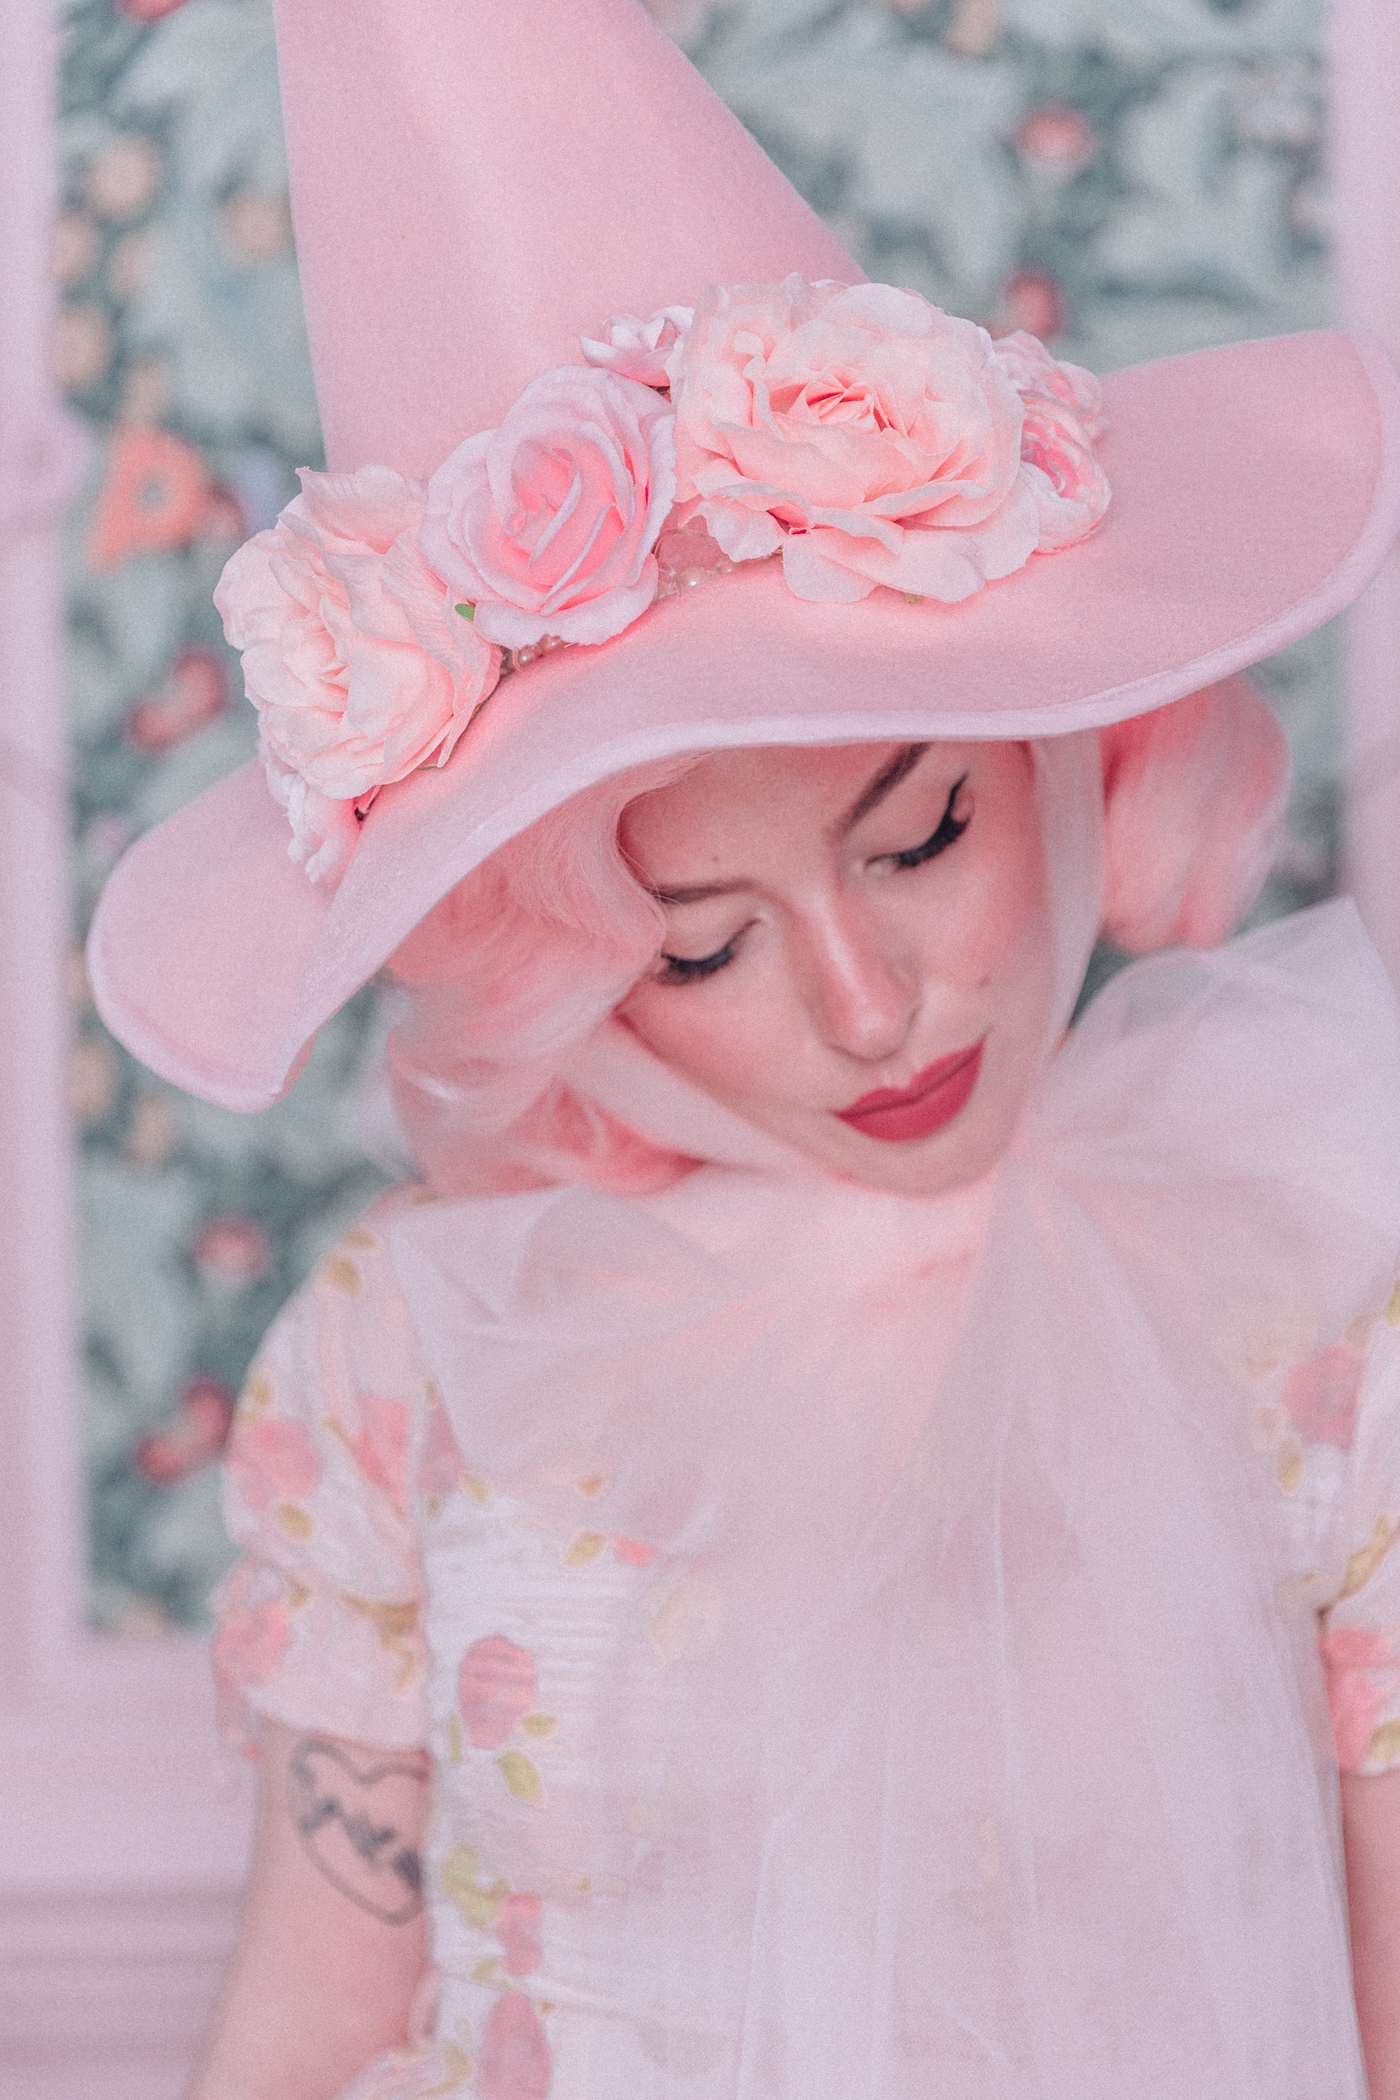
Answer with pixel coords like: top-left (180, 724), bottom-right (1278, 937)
top-left (57, 0), bottom-right (1342, 1640)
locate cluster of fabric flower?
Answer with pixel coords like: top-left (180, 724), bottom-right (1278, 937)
top-left (214, 276), bottom-right (1111, 882)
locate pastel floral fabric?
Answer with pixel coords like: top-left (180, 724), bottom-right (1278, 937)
top-left (214, 1172), bottom-right (1400, 2100)
top-left (221, 1194), bottom-right (1400, 1778)
top-left (216, 1201), bottom-right (430, 1754)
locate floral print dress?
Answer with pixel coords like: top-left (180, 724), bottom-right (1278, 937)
top-left (215, 1166), bottom-right (1400, 2100)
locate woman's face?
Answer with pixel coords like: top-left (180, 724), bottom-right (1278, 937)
top-left (616, 740), bottom-right (1056, 1197)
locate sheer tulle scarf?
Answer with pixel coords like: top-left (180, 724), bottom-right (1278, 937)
top-left (393, 737), bottom-right (1397, 2096)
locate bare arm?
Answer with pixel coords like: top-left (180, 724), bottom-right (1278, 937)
top-left (188, 1719), bottom-right (431, 2100)
top-left (1344, 1765), bottom-right (1400, 2100)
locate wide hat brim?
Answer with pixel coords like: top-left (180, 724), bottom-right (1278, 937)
top-left (90, 327), bottom-right (1400, 1111)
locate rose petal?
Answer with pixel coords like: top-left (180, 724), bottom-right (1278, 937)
top-left (215, 465), bottom-right (500, 880)
top-left (669, 275), bottom-right (1073, 608)
top-left (419, 368), bottom-right (676, 648)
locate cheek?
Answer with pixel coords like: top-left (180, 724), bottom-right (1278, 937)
top-left (619, 980), bottom-right (779, 1095)
top-left (923, 811), bottom-right (1050, 997)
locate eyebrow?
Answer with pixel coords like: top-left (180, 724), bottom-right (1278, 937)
top-left (647, 742), bottom-right (934, 907)
top-left (835, 741), bottom-right (931, 836)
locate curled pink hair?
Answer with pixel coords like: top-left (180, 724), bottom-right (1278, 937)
top-left (386, 676), bottom-right (1289, 1195)
top-left (385, 757), bottom-right (700, 1196)
top-left (1100, 673), bottom-right (1289, 951)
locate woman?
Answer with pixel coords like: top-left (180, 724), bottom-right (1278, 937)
top-left (89, 1), bottom-right (1400, 2094)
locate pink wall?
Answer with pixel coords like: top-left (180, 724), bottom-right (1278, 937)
top-left (0, 4), bottom-right (251, 2092)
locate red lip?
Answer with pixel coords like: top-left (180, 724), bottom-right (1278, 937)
top-left (835, 1042), bottom-right (985, 1144)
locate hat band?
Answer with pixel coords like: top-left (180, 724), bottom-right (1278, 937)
top-left (214, 275), bottom-right (1111, 885)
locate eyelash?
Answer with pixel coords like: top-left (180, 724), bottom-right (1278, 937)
top-left (886, 774), bottom-right (971, 869)
top-left (656, 774), bottom-right (973, 986)
top-left (657, 934), bottom-right (741, 986)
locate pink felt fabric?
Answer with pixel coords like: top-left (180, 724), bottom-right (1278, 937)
top-left (273, 0), bottom-right (860, 478)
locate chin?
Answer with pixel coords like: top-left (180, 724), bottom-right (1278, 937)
top-left (801, 1108), bottom-right (1007, 1198)
top-left (850, 1139), bottom-right (999, 1198)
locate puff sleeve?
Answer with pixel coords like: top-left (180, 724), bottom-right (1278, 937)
top-left (212, 1189), bottom-right (435, 1753)
top-left (1307, 1315), bottom-right (1400, 1774)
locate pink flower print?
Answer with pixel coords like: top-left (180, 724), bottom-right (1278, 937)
top-left (134, 1376), bottom-right (235, 1484)
top-left (225, 1416), bottom-right (320, 1514)
top-left (345, 1394), bottom-right (411, 1501)
top-left (495, 1891), bottom-right (543, 1976)
top-left (612, 1537), bottom-right (656, 1567)
top-left (125, 646), bottom-right (228, 754)
top-left (1321, 1627), bottom-right (1396, 1767)
top-left (212, 1596), bottom-right (292, 1690)
top-left (1284, 1345), bottom-right (1366, 1451)
top-left (992, 268), bottom-right (1067, 345)
top-left (88, 424), bottom-right (214, 569)
top-left (117, 0), bottom-right (191, 21)
top-left (459, 1635), bottom-right (537, 1750)
top-left (478, 1992), bottom-right (551, 2100)
top-left (417, 1392), bottom-right (466, 1499)
top-left (211, 1565), bottom-right (293, 1690)
top-left (194, 1214), bottom-right (273, 1290)
top-left (1014, 105), bottom-right (1098, 172)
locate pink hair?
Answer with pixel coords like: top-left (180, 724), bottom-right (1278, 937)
top-left (384, 757), bottom-right (701, 1197)
top-left (1100, 673), bottom-right (1289, 951)
top-left (386, 676), bottom-right (1289, 1195)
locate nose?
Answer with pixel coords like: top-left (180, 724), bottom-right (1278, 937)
top-left (797, 897), bottom-right (919, 1065)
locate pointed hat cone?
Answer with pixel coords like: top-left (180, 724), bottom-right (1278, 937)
top-left (275, 0), bottom-right (862, 477)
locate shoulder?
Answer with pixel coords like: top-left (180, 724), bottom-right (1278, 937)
top-left (231, 1184), bottom-right (444, 1513)
top-left (1275, 1310), bottom-right (1400, 1614)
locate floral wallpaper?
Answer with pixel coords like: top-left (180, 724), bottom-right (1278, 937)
top-left (59, 0), bottom-right (1333, 1631)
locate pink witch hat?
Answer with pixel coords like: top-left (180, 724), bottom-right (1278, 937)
top-left (89, 0), bottom-right (1400, 1110)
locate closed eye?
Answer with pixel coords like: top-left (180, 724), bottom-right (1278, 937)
top-left (885, 774), bottom-right (971, 870)
top-left (657, 931), bottom-right (744, 985)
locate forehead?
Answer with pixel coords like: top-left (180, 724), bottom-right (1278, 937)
top-left (619, 740), bottom-right (1025, 866)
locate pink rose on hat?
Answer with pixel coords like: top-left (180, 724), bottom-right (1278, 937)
top-left (418, 366), bottom-right (677, 648)
top-left (257, 744), bottom-right (362, 887)
top-left (1018, 399), bottom-right (1112, 551)
top-left (991, 328), bottom-right (1106, 439)
top-left (669, 275), bottom-right (1105, 605)
top-left (215, 464), bottom-right (500, 882)
top-left (581, 305), bottom-right (694, 387)
top-left (991, 330), bottom-right (1111, 554)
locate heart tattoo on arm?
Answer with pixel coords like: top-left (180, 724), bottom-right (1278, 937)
top-left (287, 1736), bottom-right (431, 1924)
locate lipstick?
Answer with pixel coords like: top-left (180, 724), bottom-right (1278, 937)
top-left (835, 1041), bottom-right (984, 1144)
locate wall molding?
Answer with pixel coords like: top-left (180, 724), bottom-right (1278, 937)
top-left (0, 1641), bottom-right (251, 2095)
top-left (0, 1887), bottom-right (238, 2100)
